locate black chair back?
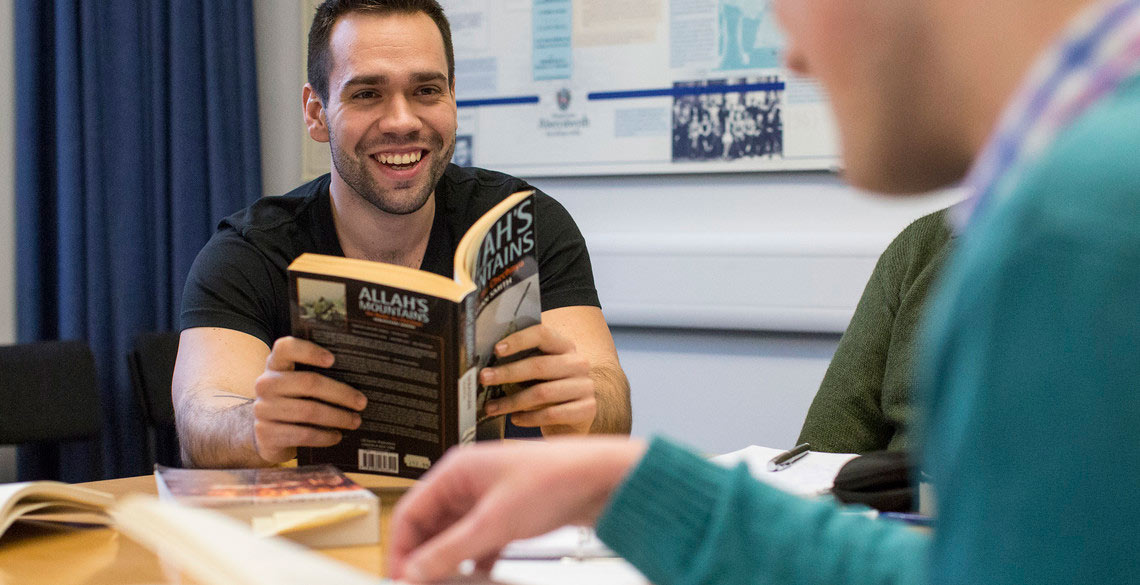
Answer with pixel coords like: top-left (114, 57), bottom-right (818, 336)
top-left (0, 340), bottom-right (103, 444)
top-left (126, 331), bottom-right (181, 466)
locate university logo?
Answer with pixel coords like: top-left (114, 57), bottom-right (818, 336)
top-left (556, 87), bottom-right (571, 111)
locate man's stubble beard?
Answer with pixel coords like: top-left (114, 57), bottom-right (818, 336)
top-left (329, 129), bottom-right (456, 216)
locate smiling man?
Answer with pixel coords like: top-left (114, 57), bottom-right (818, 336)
top-left (173, 0), bottom-right (631, 469)
top-left (387, 0), bottom-right (1140, 583)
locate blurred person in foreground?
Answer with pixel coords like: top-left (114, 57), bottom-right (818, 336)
top-left (388, 0), bottom-right (1140, 583)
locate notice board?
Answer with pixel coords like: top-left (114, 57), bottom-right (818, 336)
top-left (302, 0), bottom-right (839, 178)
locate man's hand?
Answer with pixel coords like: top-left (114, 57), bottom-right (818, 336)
top-left (388, 438), bottom-right (647, 583)
top-left (480, 324), bottom-right (596, 435)
top-left (251, 336), bottom-right (367, 464)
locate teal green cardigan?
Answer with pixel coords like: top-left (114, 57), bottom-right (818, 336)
top-left (595, 76), bottom-right (1140, 585)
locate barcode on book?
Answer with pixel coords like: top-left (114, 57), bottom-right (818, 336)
top-left (358, 450), bottom-right (399, 474)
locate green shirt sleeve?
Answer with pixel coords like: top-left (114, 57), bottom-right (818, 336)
top-left (596, 437), bottom-right (929, 585)
top-left (799, 211), bottom-right (951, 453)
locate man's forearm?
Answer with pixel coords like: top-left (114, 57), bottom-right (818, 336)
top-left (175, 389), bottom-right (267, 468)
top-left (589, 362), bottom-right (632, 434)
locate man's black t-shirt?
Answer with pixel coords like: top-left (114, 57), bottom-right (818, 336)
top-left (181, 165), bottom-right (600, 346)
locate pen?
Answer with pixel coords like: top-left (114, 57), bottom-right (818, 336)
top-left (767, 442), bottom-right (811, 472)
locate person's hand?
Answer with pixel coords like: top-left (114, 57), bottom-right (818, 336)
top-left (251, 336), bottom-right (366, 464)
top-left (387, 437), bottom-right (647, 582)
top-left (479, 324), bottom-right (595, 435)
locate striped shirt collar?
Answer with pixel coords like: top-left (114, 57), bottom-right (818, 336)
top-left (951, 0), bottom-right (1140, 232)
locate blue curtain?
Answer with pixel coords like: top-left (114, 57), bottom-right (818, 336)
top-left (15, 0), bottom-right (262, 481)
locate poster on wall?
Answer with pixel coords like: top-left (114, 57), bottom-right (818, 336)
top-left (301, 0), bottom-right (838, 179)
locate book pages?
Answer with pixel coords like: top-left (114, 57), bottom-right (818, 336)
top-left (111, 495), bottom-right (384, 585)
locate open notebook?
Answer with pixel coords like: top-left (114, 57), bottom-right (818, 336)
top-left (712, 445), bottom-right (858, 497)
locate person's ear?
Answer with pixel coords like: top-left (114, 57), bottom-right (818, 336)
top-left (302, 84), bottom-right (331, 143)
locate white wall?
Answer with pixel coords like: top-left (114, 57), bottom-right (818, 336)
top-left (482, 156), bottom-right (959, 454)
top-left (1, 0), bottom-right (18, 482)
top-left (253, 1), bottom-right (958, 454)
top-left (614, 327), bottom-right (842, 453)
top-left (536, 175), bottom-right (955, 452)
top-left (255, 0), bottom-right (305, 196)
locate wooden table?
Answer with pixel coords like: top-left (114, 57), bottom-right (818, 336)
top-left (0, 473), bottom-right (415, 585)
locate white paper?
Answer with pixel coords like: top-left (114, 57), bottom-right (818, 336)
top-left (712, 445), bottom-right (857, 497)
top-left (250, 503), bottom-right (371, 537)
top-left (493, 559), bottom-right (650, 585)
top-left (500, 525), bottom-right (615, 560)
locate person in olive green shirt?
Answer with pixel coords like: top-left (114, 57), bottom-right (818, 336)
top-left (798, 208), bottom-right (953, 453)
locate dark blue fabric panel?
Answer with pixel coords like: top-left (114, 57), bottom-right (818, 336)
top-left (14, 1), bottom-right (54, 341)
top-left (15, 0), bottom-right (262, 480)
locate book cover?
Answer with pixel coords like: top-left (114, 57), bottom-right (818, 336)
top-left (289, 190), bottom-right (539, 478)
top-left (153, 464), bottom-right (380, 548)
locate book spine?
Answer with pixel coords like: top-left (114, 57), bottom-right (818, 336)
top-left (441, 301), bottom-right (458, 450)
top-left (455, 292), bottom-right (478, 446)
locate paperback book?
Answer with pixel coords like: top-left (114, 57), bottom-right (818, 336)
top-left (289, 190), bottom-right (540, 478)
top-left (153, 464), bottom-right (380, 548)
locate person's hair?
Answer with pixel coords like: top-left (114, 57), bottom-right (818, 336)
top-left (307, 0), bottom-right (455, 104)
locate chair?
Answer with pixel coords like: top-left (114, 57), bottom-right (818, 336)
top-left (0, 340), bottom-right (104, 479)
top-left (126, 331), bottom-right (182, 467)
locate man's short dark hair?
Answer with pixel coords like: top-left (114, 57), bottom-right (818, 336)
top-left (307, 0), bottom-right (455, 104)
